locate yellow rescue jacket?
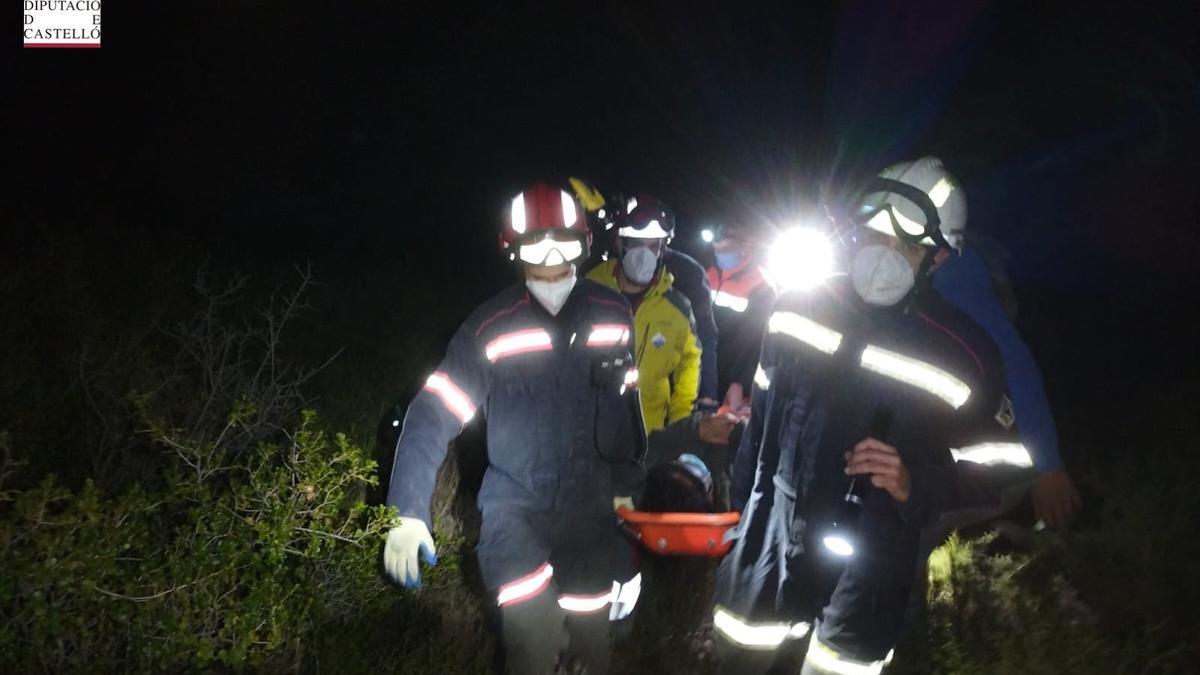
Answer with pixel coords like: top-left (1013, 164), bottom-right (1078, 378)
top-left (587, 259), bottom-right (701, 432)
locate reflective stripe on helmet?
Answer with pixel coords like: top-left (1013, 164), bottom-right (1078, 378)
top-left (928, 176), bottom-right (956, 208)
top-left (768, 311), bottom-right (844, 354)
top-left (858, 157), bottom-right (964, 250)
top-left (496, 562), bottom-right (554, 607)
top-left (423, 372), bottom-right (477, 424)
top-left (503, 182), bottom-right (591, 254)
top-left (859, 345), bottom-right (971, 409)
top-left (510, 194), bottom-right (527, 235)
top-left (484, 329), bottom-right (553, 362)
top-left (560, 190), bottom-right (578, 228)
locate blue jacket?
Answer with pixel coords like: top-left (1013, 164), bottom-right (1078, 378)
top-left (933, 247), bottom-right (1062, 472)
top-left (386, 279), bottom-right (646, 528)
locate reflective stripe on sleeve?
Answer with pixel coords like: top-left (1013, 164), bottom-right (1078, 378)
top-left (485, 328), bottom-right (553, 362)
top-left (423, 372), bottom-right (477, 424)
top-left (950, 442), bottom-right (1033, 468)
top-left (860, 344), bottom-right (971, 409)
top-left (768, 311), bottom-right (843, 354)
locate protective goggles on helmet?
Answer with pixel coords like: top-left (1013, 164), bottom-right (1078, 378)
top-left (618, 197), bottom-right (674, 240)
top-left (516, 233), bottom-right (585, 266)
top-left (853, 177), bottom-right (951, 250)
top-left (618, 218), bottom-right (672, 239)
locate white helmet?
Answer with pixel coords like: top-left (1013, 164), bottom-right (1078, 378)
top-left (859, 156), bottom-right (967, 250)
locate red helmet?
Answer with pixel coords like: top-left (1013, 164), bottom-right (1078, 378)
top-left (500, 181), bottom-right (592, 266)
top-left (617, 193), bottom-right (675, 240)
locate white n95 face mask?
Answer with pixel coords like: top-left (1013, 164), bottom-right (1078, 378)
top-left (850, 245), bottom-right (915, 306)
top-left (526, 265), bottom-right (577, 316)
top-left (621, 247), bottom-right (659, 285)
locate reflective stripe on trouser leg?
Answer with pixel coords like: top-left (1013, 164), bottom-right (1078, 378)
top-left (800, 624), bottom-right (893, 675)
top-left (713, 604), bottom-right (812, 675)
top-left (496, 561), bottom-right (555, 607)
top-left (712, 604), bottom-right (810, 649)
top-left (558, 589), bottom-right (612, 614)
top-left (499, 587), bottom-right (568, 675)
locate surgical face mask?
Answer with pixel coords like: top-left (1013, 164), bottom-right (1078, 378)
top-left (526, 266), bottom-right (577, 316)
top-left (621, 246), bottom-right (660, 285)
top-left (714, 251), bottom-right (744, 270)
top-left (850, 244), bottom-right (915, 306)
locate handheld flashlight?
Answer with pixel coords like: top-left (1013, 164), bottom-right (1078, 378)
top-left (824, 407), bottom-right (893, 558)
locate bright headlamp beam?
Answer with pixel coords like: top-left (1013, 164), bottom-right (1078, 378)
top-left (767, 225), bottom-right (836, 291)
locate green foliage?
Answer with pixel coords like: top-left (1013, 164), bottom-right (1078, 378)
top-left (0, 411), bottom-right (395, 673)
top-left (0, 268), bottom-right (497, 674)
top-left (3, 266), bottom-right (1196, 674)
top-left (1067, 455), bottom-right (1200, 664)
top-left (891, 532), bottom-right (1187, 675)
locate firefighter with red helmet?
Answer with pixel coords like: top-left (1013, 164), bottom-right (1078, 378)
top-left (382, 181), bottom-right (646, 674)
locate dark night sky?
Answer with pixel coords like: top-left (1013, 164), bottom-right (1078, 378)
top-left (10, 1), bottom-right (1200, 397)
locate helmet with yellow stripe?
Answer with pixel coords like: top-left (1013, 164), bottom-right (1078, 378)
top-left (856, 157), bottom-right (966, 251)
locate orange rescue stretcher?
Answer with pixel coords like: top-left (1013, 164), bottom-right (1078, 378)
top-left (616, 507), bottom-right (741, 557)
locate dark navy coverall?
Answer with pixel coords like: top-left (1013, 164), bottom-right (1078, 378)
top-left (387, 279), bottom-right (646, 674)
top-left (716, 283), bottom-right (1020, 674)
